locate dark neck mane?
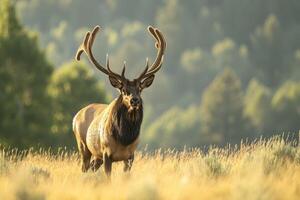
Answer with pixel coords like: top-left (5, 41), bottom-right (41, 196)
top-left (111, 96), bottom-right (143, 146)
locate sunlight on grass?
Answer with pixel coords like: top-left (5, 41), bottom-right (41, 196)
top-left (0, 136), bottom-right (299, 200)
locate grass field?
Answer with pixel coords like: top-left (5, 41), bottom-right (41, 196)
top-left (0, 136), bottom-right (299, 200)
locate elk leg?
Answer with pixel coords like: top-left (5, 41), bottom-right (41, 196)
top-left (103, 153), bottom-right (112, 178)
top-left (123, 154), bottom-right (134, 172)
top-left (79, 142), bottom-right (91, 172)
top-left (91, 158), bottom-right (103, 172)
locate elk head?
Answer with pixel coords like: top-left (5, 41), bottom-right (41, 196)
top-left (75, 26), bottom-right (166, 111)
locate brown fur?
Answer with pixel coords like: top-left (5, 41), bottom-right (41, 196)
top-left (73, 25), bottom-right (166, 178)
top-left (73, 96), bottom-right (142, 175)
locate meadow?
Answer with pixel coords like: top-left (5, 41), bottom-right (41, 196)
top-left (0, 136), bottom-right (299, 200)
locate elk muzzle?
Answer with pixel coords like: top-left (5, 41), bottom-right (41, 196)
top-left (130, 97), bottom-right (140, 107)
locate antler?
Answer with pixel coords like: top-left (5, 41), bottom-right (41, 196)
top-left (76, 26), bottom-right (125, 81)
top-left (136, 26), bottom-right (166, 81)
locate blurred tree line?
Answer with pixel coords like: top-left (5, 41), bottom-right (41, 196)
top-left (0, 0), bottom-right (299, 149)
top-left (0, 0), bottom-right (108, 148)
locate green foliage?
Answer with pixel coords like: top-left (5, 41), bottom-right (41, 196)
top-left (200, 69), bottom-right (247, 144)
top-left (250, 14), bottom-right (300, 87)
top-left (244, 79), bottom-right (272, 134)
top-left (212, 38), bottom-right (253, 84)
top-left (144, 105), bottom-right (201, 149)
top-left (245, 80), bottom-right (300, 137)
top-left (271, 81), bottom-right (300, 132)
top-left (179, 48), bottom-right (218, 104)
top-left (262, 137), bottom-right (299, 174)
top-left (0, 0), bottom-right (22, 37)
top-left (48, 61), bottom-right (108, 147)
top-left (250, 15), bottom-right (284, 87)
top-left (0, 0), bottom-right (53, 148)
top-left (204, 150), bottom-right (230, 177)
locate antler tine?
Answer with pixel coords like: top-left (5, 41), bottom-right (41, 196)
top-left (106, 54), bottom-right (110, 68)
top-left (136, 58), bottom-right (149, 80)
top-left (106, 54), bottom-right (124, 80)
top-left (121, 61), bottom-right (126, 79)
top-left (136, 26), bottom-right (166, 81)
top-left (106, 54), bottom-right (115, 74)
top-left (75, 31), bottom-right (90, 61)
top-left (76, 25), bottom-right (127, 80)
top-left (148, 28), bottom-right (166, 73)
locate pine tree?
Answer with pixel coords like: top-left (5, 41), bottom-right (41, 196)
top-left (0, 0), bottom-right (53, 148)
top-left (271, 81), bottom-right (300, 133)
top-left (244, 79), bottom-right (272, 135)
top-left (250, 15), bottom-right (285, 87)
top-left (200, 68), bottom-right (247, 144)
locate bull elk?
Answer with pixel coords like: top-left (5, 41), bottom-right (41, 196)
top-left (72, 25), bottom-right (166, 177)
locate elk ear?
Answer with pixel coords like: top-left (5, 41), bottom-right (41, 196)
top-left (109, 76), bottom-right (122, 89)
top-left (140, 75), bottom-right (155, 89)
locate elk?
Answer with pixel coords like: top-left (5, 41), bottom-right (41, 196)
top-left (72, 25), bottom-right (166, 178)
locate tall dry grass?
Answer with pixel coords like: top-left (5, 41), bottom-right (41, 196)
top-left (0, 136), bottom-right (299, 200)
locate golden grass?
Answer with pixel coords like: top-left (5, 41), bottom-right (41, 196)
top-left (0, 137), bottom-right (300, 200)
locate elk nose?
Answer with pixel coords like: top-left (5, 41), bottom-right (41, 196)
top-left (130, 97), bottom-right (140, 106)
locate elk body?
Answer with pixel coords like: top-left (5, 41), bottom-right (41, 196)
top-left (72, 25), bottom-right (166, 177)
